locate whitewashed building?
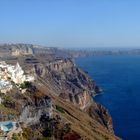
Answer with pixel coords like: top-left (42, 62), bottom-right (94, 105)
top-left (0, 61), bottom-right (34, 93)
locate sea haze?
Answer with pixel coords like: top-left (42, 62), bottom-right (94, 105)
top-left (75, 55), bottom-right (140, 140)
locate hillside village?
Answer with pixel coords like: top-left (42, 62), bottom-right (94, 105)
top-left (0, 61), bottom-right (55, 140)
top-left (0, 61), bottom-right (35, 139)
top-left (0, 61), bottom-right (34, 93)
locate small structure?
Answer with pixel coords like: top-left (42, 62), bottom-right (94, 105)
top-left (7, 62), bottom-right (26, 84)
top-left (0, 121), bottom-right (16, 132)
top-left (0, 80), bottom-right (12, 93)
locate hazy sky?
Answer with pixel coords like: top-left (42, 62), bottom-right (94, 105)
top-left (0, 0), bottom-right (140, 48)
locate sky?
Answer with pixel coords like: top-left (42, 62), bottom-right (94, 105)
top-left (0, 0), bottom-right (140, 48)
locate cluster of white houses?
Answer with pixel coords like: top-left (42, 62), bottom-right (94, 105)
top-left (0, 61), bottom-right (34, 93)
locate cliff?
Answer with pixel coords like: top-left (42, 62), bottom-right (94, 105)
top-left (33, 58), bottom-right (99, 109)
top-left (33, 58), bottom-right (115, 132)
top-left (0, 44), bottom-right (120, 140)
top-left (0, 44), bottom-right (34, 57)
top-left (1, 43), bottom-right (140, 59)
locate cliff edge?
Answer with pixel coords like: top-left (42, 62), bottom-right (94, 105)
top-left (0, 44), bottom-right (120, 140)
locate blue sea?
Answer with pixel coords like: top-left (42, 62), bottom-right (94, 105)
top-left (75, 55), bottom-right (140, 140)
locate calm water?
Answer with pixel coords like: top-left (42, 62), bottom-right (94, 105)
top-left (75, 55), bottom-right (140, 140)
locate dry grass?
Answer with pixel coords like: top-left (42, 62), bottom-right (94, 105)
top-left (36, 81), bottom-right (121, 140)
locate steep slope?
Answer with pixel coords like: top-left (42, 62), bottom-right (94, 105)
top-left (0, 44), bottom-right (120, 140)
top-left (32, 58), bottom-right (114, 132)
top-left (36, 82), bottom-right (120, 140)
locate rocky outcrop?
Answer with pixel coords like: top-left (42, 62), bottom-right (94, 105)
top-left (88, 102), bottom-right (113, 133)
top-left (11, 44), bottom-right (33, 56)
top-left (19, 95), bottom-right (52, 125)
top-left (33, 58), bottom-right (98, 109)
top-left (0, 44), bottom-right (34, 57)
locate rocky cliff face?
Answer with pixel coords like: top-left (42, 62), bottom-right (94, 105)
top-left (31, 57), bottom-right (114, 133)
top-left (0, 44), bottom-right (120, 140)
top-left (0, 44), bottom-right (34, 57)
top-left (33, 58), bottom-right (98, 109)
top-left (11, 44), bottom-right (33, 56)
top-left (19, 95), bottom-right (52, 125)
top-left (88, 102), bottom-right (113, 133)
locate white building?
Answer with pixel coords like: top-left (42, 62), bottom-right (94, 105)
top-left (0, 80), bottom-right (12, 93)
top-left (0, 61), bottom-right (34, 93)
top-left (7, 63), bottom-right (26, 84)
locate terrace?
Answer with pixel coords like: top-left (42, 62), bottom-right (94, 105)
top-left (0, 121), bottom-right (16, 132)
top-left (0, 80), bottom-right (12, 93)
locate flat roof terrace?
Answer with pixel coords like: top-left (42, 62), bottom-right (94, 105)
top-left (0, 80), bottom-right (11, 89)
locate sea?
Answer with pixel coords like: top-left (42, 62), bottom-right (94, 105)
top-left (75, 55), bottom-right (140, 140)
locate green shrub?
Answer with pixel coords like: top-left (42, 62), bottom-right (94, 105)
top-left (37, 137), bottom-right (49, 140)
top-left (0, 92), bottom-right (4, 97)
top-left (22, 127), bottom-right (32, 139)
top-left (42, 127), bottom-right (53, 138)
top-left (56, 105), bottom-right (65, 113)
top-left (11, 133), bottom-right (19, 140)
top-left (20, 81), bottom-right (31, 89)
